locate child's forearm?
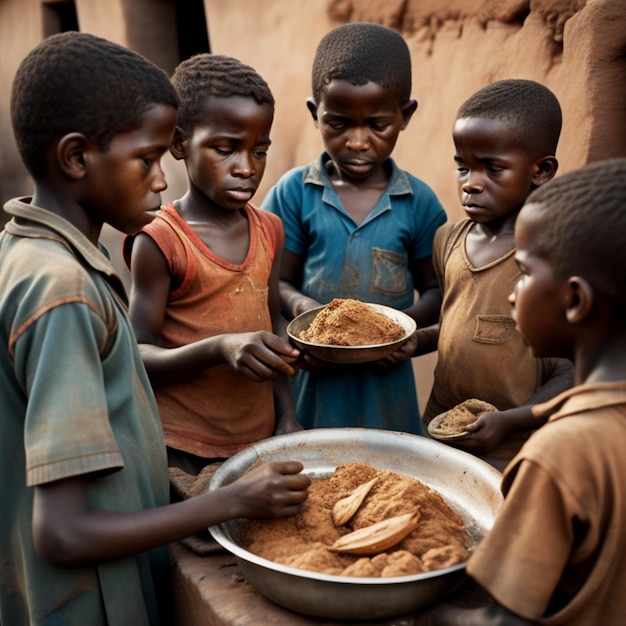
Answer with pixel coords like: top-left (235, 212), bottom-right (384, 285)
top-left (526, 358), bottom-right (574, 404)
top-left (411, 324), bottom-right (439, 357)
top-left (273, 376), bottom-right (302, 435)
top-left (33, 464), bottom-right (310, 567)
top-left (137, 338), bottom-right (234, 385)
top-left (278, 279), bottom-right (320, 319)
top-left (496, 359), bottom-right (574, 433)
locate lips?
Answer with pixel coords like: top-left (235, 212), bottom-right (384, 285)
top-left (226, 187), bottom-right (256, 203)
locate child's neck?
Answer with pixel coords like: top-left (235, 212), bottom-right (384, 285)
top-left (327, 159), bottom-right (390, 226)
top-left (465, 217), bottom-right (517, 268)
top-left (575, 328), bottom-right (626, 386)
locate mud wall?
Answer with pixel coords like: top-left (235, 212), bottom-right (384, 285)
top-left (198, 0), bottom-right (626, 219)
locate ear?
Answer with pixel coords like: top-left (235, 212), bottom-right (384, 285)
top-left (565, 276), bottom-right (593, 324)
top-left (532, 156), bottom-right (559, 187)
top-left (57, 133), bottom-right (89, 180)
top-left (400, 99), bottom-right (418, 130)
top-left (306, 97), bottom-right (319, 125)
top-left (170, 126), bottom-right (188, 161)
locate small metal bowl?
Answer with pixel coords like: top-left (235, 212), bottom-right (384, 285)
top-left (208, 428), bottom-right (503, 621)
top-left (286, 302), bottom-right (416, 364)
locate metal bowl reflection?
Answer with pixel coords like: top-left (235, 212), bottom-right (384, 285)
top-left (286, 303), bottom-right (416, 364)
top-left (208, 428), bottom-right (502, 621)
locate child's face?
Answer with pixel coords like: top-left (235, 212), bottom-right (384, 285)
top-left (310, 79), bottom-right (415, 182)
top-left (453, 116), bottom-right (541, 223)
top-left (509, 202), bottom-right (571, 359)
top-left (174, 95), bottom-right (273, 210)
top-left (84, 103), bottom-right (177, 235)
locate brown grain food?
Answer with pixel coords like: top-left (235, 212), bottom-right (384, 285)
top-left (300, 298), bottom-right (405, 346)
top-left (428, 398), bottom-right (498, 438)
top-left (240, 463), bottom-right (470, 578)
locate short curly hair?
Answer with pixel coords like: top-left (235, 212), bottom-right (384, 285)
top-left (171, 53), bottom-right (274, 133)
top-left (311, 22), bottom-right (412, 104)
top-left (457, 79), bottom-right (562, 158)
top-left (10, 31), bottom-right (179, 179)
top-left (525, 157), bottom-right (626, 309)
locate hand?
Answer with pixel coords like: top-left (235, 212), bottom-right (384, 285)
top-left (294, 296), bottom-right (321, 317)
top-left (377, 332), bottom-right (418, 368)
top-left (224, 461), bottom-right (311, 519)
top-left (452, 411), bottom-right (510, 452)
top-left (293, 349), bottom-right (335, 372)
top-left (220, 331), bottom-right (300, 382)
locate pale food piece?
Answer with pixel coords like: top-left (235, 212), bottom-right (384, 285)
top-left (330, 511), bottom-right (420, 555)
top-left (331, 477), bottom-right (378, 526)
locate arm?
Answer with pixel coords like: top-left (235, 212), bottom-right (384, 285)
top-left (268, 240), bottom-right (302, 434)
top-left (459, 358), bottom-right (574, 452)
top-left (379, 257), bottom-right (442, 367)
top-left (277, 249), bottom-right (321, 319)
top-left (128, 233), bottom-right (299, 386)
top-left (32, 460), bottom-right (310, 567)
top-left (404, 256), bottom-right (443, 327)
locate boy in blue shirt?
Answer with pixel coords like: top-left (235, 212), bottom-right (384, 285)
top-left (263, 22), bottom-right (447, 433)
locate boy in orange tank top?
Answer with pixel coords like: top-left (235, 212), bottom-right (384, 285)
top-left (127, 54), bottom-right (301, 475)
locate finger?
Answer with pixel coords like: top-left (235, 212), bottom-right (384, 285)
top-left (273, 460), bottom-right (305, 475)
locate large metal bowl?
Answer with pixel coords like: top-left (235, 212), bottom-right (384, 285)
top-left (286, 303), bottom-right (416, 364)
top-left (208, 428), bottom-right (503, 621)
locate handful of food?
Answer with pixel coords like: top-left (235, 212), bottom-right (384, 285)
top-left (428, 398), bottom-right (498, 441)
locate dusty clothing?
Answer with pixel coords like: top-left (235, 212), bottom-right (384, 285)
top-left (136, 202), bottom-right (283, 458)
top-left (263, 154), bottom-right (446, 433)
top-left (424, 219), bottom-right (561, 466)
top-left (0, 198), bottom-right (171, 625)
top-left (467, 382), bottom-right (626, 624)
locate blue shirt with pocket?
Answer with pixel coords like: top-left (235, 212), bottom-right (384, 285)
top-left (263, 154), bottom-right (447, 433)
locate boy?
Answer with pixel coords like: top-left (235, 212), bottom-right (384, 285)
top-left (415, 80), bottom-right (573, 470)
top-left (0, 33), bottom-right (309, 625)
top-left (430, 157), bottom-right (626, 625)
top-left (126, 53), bottom-right (301, 476)
top-left (262, 22), bottom-right (447, 433)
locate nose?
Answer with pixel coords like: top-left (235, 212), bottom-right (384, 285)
top-left (151, 163), bottom-right (168, 193)
top-left (461, 172), bottom-right (484, 195)
top-left (232, 152), bottom-right (256, 178)
top-left (345, 126), bottom-right (370, 152)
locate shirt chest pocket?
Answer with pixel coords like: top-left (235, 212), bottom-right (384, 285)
top-left (372, 247), bottom-right (407, 294)
top-left (473, 315), bottom-right (516, 344)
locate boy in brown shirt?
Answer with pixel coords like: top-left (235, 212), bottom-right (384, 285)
top-left (430, 158), bottom-right (626, 624)
top-left (415, 80), bottom-right (573, 470)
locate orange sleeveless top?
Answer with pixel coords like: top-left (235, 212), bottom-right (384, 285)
top-left (141, 203), bottom-right (283, 458)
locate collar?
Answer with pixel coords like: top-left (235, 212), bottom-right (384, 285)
top-left (532, 381), bottom-right (626, 422)
top-left (3, 197), bottom-right (127, 299)
top-left (304, 153), bottom-right (413, 197)
top-left (4, 197), bottom-right (119, 276)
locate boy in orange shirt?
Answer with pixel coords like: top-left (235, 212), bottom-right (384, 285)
top-left (127, 54), bottom-right (301, 475)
